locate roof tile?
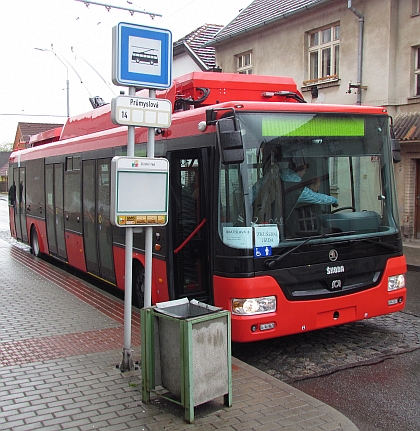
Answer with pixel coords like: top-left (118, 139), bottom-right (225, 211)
top-left (212, 0), bottom-right (327, 43)
top-left (174, 24), bottom-right (224, 68)
top-left (394, 112), bottom-right (420, 141)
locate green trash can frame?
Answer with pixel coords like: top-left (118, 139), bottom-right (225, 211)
top-left (141, 299), bottom-right (232, 423)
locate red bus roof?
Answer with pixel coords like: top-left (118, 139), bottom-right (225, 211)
top-left (24, 72), bottom-right (387, 149)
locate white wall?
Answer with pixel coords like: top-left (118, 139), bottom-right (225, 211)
top-left (173, 52), bottom-right (204, 78)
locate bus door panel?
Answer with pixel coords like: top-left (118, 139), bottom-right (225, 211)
top-left (82, 159), bottom-right (115, 284)
top-left (168, 150), bottom-right (211, 303)
top-left (45, 164), bottom-right (67, 260)
top-left (45, 165), bottom-right (57, 255)
top-left (19, 168), bottom-right (28, 242)
top-left (64, 158), bottom-right (85, 271)
top-left (12, 168), bottom-right (24, 241)
top-left (97, 159), bottom-right (115, 283)
top-left (82, 160), bottom-right (100, 275)
top-left (8, 169), bottom-right (16, 238)
top-left (12, 168), bottom-right (20, 240)
top-left (54, 164), bottom-right (67, 259)
top-left (8, 183), bottom-right (16, 238)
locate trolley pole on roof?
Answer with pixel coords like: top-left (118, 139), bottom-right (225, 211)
top-left (34, 48), bottom-right (70, 118)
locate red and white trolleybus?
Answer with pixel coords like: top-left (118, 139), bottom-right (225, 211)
top-left (8, 72), bottom-right (407, 342)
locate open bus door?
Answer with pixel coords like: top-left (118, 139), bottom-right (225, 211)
top-left (167, 149), bottom-right (212, 304)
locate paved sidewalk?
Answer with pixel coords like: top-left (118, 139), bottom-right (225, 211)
top-left (1, 237), bottom-right (360, 431)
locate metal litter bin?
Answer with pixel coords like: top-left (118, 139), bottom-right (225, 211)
top-left (141, 298), bottom-right (232, 423)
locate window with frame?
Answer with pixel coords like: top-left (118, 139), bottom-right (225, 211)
top-left (65, 155), bottom-right (81, 171)
top-left (236, 51), bottom-right (252, 74)
top-left (307, 24), bottom-right (340, 84)
top-left (415, 46), bottom-right (420, 96)
top-left (412, 0), bottom-right (420, 16)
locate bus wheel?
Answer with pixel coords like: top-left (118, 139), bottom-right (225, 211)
top-left (31, 227), bottom-right (41, 257)
top-left (132, 261), bottom-right (145, 309)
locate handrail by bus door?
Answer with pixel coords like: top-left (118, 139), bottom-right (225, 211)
top-left (174, 218), bottom-right (207, 254)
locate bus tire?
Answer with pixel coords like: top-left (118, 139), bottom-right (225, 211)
top-left (30, 227), bottom-right (41, 257)
top-left (132, 260), bottom-right (145, 309)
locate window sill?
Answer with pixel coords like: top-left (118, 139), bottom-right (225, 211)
top-left (407, 96), bottom-right (420, 104)
top-left (301, 78), bottom-right (340, 92)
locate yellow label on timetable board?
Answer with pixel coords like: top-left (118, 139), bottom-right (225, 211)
top-left (117, 214), bottom-right (167, 226)
top-left (136, 215), bottom-right (147, 224)
top-left (147, 215), bottom-right (157, 224)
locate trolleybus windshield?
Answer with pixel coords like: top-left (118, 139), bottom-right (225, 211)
top-left (219, 112), bottom-right (399, 249)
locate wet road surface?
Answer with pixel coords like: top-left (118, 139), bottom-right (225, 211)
top-left (233, 270), bottom-right (420, 431)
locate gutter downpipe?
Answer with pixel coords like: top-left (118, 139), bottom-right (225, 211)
top-left (348, 0), bottom-right (364, 105)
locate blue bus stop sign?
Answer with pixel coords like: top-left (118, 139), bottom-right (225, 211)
top-left (112, 22), bottom-right (172, 89)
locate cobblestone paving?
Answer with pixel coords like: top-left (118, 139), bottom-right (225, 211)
top-left (0, 235), bottom-right (357, 430)
top-left (3, 225), bottom-right (419, 387)
top-left (0, 237), bottom-right (141, 368)
top-left (232, 311), bottom-right (420, 383)
top-left (1, 266), bottom-right (119, 343)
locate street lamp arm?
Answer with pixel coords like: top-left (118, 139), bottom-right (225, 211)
top-left (35, 48), bottom-right (69, 79)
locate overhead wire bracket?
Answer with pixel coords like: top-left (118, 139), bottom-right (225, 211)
top-left (74, 0), bottom-right (161, 19)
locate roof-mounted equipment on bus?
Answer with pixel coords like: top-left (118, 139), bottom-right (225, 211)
top-left (89, 96), bottom-right (107, 109)
top-left (174, 87), bottom-right (210, 111)
top-left (261, 90), bottom-right (306, 103)
top-left (170, 72), bottom-right (304, 110)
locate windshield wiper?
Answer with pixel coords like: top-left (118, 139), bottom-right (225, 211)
top-left (264, 231), bottom-right (355, 269)
top-left (351, 237), bottom-right (399, 252)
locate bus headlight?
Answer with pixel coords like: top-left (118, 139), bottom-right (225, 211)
top-left (231, 296), bottom-right (276, 315)
top-left (388, 274), bottom-right (405, 291)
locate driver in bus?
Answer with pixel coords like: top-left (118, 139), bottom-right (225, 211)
top-left (281, 163), bottom-right (338, 206)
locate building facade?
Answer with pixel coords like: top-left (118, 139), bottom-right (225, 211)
top-left (173, 24), bottom-right (223, 78)
top-left (210, 0), bottom-right (420, 238)
top-left (0, 152), bottom-right (11, 193)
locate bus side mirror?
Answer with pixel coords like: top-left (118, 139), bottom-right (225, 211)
top-left (391, 139), bottom-right (401, 163)
top-left (217, 117), bottom-right (244, 164)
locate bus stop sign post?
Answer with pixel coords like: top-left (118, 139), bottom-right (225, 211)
top-left (111, 23), bottom-right (172, 372)
top-left (124, 86), bottom-right (136, 372)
